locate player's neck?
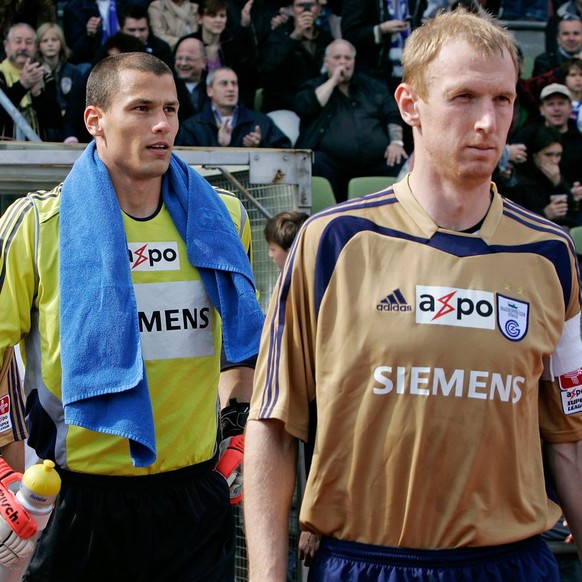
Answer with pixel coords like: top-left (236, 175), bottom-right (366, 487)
top-left (113, 177), bottom-right (163, 219)
top-left (407, 170), bottom-right (493, 232)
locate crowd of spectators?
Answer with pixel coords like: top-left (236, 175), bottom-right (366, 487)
top-left (1, 0), bottom-right (582, 207)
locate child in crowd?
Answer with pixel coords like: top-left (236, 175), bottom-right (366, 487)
top-left (264, 210), bottom-right (309, 269)
top-left (562, 57), bottom-right (582, 132)
top-left (35, 23), bottom-right (82, 141)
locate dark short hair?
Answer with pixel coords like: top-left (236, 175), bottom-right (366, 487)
top-left (86, 52), bottom-right (173, 110)
top-left (198, 0), bottom-right (228, 16)
top-left (119, 4), bottom-right (150, 27)
top-left (264, 211), bottom-right (309, 250)
top-left (561, 57), bottom-right (582, 77)
top-left (527, 125), bottom-right (563, 156)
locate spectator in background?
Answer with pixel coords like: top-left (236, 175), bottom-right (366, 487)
top-left (259, 0), bottom-right (333, 113)
top-left (0, 22), bottom-right (62, 141)
top-left (189, 0), bottom-right (258, 109)
top-left (264, 210), bottom-right (309, 270)
top-left (504, 125), bottom-right (581, 228)
top-left (63, 0), bottom-right (130, 70)
top-left (294, 39), bottom-right (407, 202)
top-left (249, 0), bottom-right (290, 53)
top-left (513, 45), bottom-right (564, 130)
top-left (148, 0), bottom-right (199, 50)
top-left (119, 4), bottom-right (174, 68)
top-left (511, 83), bottom-right (582, 188)
top-left (35, 22), bottom-right (83, 139)
top-left (341, 0), bottom-right (410, 92)
top-left (533, 14), bottom-right (582, 76)
top-left (545, 0), bottom-right (581, 54)
top-left (173, 35), bottom-right (209, 121)
top-left (563, 57), bottom-right (582, 130)
top-left (176, 66), bottom-right (292, 147)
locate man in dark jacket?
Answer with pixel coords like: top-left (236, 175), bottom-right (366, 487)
top-left (119, 4), bottom-right (174, 68)
top-left (173, 35), bottom-right (209, 122)
top-left (0, 22), bottom-right (62, 141)
top-left (259, 0), bottom-right (333, 113)
top-left (63, 0), bottom-right (130, 66)
top-left (533, 15), bottom-right (582, 76)
top-left (341, 0), bottom-right (412, 92)
top-left (295, 39), bottom-right (407, 202)
top-left (176, 66), bottom-right (292, 148)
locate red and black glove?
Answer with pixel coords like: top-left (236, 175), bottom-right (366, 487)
top-left (215, 399), bottom-right (249, 505)
top-left (0, 459), bottom-right (36, 566)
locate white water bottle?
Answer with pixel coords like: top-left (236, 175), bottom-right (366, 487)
top-left (15, 460), bottom-right (61, 531)
top-left (0, 460), bottom-right (61, 581)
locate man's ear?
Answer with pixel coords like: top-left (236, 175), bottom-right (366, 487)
top-left (395, 83), bottom-right (421, 128)
top-left (84, 105), bottom-right (103, 137)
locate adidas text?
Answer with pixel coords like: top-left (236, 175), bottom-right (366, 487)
top-left (377, 303), bottom-right (412, 312)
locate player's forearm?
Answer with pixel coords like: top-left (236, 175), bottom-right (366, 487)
top-left (219, 366), bottom-right (254, 409)
top-left (546, 440), bottom-right (582, 560)
top-left (244, 419), bottom-right (298, 581)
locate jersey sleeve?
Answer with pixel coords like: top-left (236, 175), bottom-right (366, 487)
top-left (249, 219), bottom-right (318, 441)
top-left (0, 197), bottom-right (38, 359)
top-left (539, 273), bottom-right (582, 442)
top-left (0, 347), bottom-right (27, 446)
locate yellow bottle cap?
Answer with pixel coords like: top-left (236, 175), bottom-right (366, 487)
top-left (22, 460), bottom-right (61, 497)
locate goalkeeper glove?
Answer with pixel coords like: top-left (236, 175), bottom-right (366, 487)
top-left (216, 434), bottom-right (244, 505)
top-left (216, 399), bottom-right (249, 505)
top-left (0, 459), bottom-right (36, 567)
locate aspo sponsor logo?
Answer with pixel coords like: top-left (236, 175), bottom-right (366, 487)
top-left (560, 385), bottom-right (582, 416)
top-left (128, 242), bottom-right (180, 271)
top-left (415, 286), bottom-right (495, 330)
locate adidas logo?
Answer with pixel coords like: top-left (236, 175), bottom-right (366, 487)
top-left (376, 289), bottom-right (413, 312)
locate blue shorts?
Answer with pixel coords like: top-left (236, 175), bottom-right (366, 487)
top-left (308, 535), bottom-right (559, 581)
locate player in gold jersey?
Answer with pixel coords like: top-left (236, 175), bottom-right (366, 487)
top-left (244, 8), bottom-right (582, 581)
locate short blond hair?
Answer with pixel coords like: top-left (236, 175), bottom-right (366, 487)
top-left (402, 9), bottom-right (518, 100)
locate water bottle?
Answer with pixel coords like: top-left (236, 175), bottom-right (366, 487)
top-left (16, 460), bottom-right (61, 531)
top-left (0, 460), bottom-right (61, 581)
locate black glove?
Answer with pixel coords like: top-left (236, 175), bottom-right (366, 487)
top-left (220, 398), bottom-right (250, 439)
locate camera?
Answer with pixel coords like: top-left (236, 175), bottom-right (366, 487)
top-left (301, 2), bottom-right (315, 12)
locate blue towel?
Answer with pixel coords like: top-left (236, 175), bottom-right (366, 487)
top-left (59, 142), bottom-right (264, 467)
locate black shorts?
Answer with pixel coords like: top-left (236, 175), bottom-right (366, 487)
top-left (24, 460), bottom-right (235, 582)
